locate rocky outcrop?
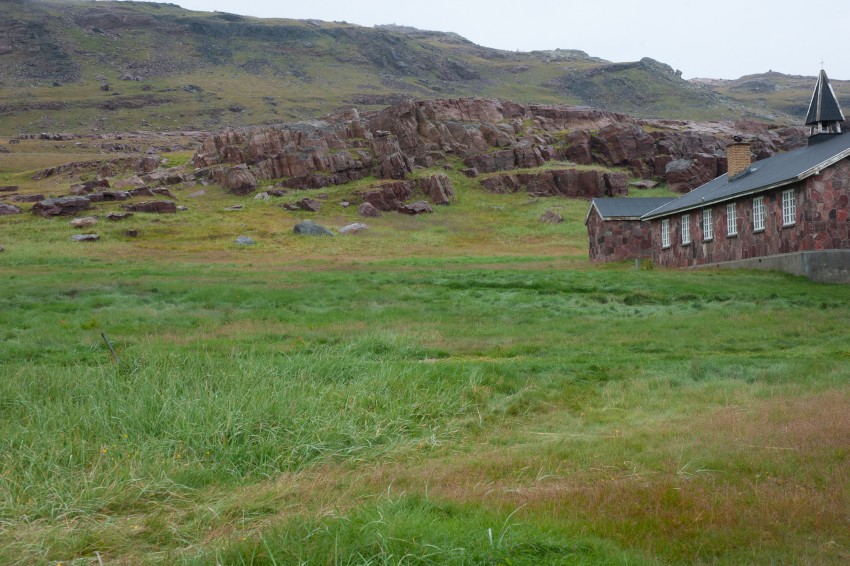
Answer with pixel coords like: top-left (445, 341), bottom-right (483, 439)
top-left (32, 196), bottom-right (91, 217)
top-left (192, 98), bottom-right (806, 195)
top-left (359, 174), bottom-right (455, 212)
top-left (481, 169), bottom-right (627, 198)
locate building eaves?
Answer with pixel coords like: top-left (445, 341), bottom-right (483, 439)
top-left (642, 133), bottom-right (850, 220)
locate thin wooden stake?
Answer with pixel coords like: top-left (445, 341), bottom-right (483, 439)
top-left (101, 332), bottom-right (119, 364)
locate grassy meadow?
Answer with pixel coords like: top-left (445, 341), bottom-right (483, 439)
top-left (1, 140), bottom-right (849, 564)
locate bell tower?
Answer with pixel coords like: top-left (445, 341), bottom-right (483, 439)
top-left (805, 69), bottom-right (845, 136)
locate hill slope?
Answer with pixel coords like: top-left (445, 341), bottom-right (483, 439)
top-left (1, 0), bottom-right (846, 134)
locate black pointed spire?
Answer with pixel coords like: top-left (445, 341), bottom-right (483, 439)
top-left (805, 69), bottom-right (844, 135)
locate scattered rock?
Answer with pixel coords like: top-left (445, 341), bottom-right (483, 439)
top-left (224, 204), bottom-right (244, 211)
top-left (281, 203), bottom-right (300, 211)
top-left (106, 211), bottom-right (133, 221)
top-left (0, 203), bottom-right (23, 215)
top-left (338, 222), bottom-right (368, 235)
top-left (254, 192), bottom-right (270, 201)
top-left (71, 233), bottom-right (99, 242)
top-left (177, 205), bottom-right (188, 211)
top-left (187, 190), bottom-right (206, 198)
top-left (358, 202), bottom-right (381, 217)
top-left (9, 194), bottom-right (44, 202)
top-left (235, 235), bottom-right (255, 245)
top-left (0, 186), bottom-right (19, 193)
top-left (0, 245), bottom-right (4, 252)
top-left (32, 196), bottom-right (91, 217)
top-left (540, 210), bottom-right (564, 224)
top-left (69, 177), bottom-right (110, 194)
top-left (124, 229), bottom-right (138, 237)
top-left (123, 200), bottom-right (177, 214)
top-left (399, 201), bottom-right (433, 215)
top-left (340, 201), bottom-right (351, 208)
top-left (297, 197), bottom-right (321, 212)
top-left (70, 216), bottom-right (98, 228)
top-left (267, 188), bottom-right (287, 197)
top-left (293, 220), bottom-right (334, 236)
top-left (461, 168), bottom-right (479, 178)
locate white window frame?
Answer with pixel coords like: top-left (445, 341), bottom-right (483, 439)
top-left (703, 208), bottom-right (713, 241)
top-left (727, 202), bottom-right (738, 236)
top-left (752, 196), bottom-right (765, 232)
top-left (681, 214), bottom-right (690, 245)
top-left (661, 219), bottom-right (670, 249)
top-left (782, 189), bottom-right (796, 226)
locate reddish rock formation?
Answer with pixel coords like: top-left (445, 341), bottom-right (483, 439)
top-left (480, 169), bottom-right (627, 198)
top-left (192, 98), bottom-right (806, 195)
top-left (32, 196), bottom-right (91, 217)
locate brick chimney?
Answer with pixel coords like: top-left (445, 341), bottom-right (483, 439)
top-left (727, 138), bottom-right (751, 180)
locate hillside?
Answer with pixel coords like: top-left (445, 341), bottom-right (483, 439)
top-left (1, 0), bottom-right (840, 134)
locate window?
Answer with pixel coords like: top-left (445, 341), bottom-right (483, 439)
top-left (753, 196), bottom-right (765, 231)
top-left (782, 189), bottom-right (796, 226)
top-left (703, 209), bottom-right (713, 241)
top-left (727, 202), bottom-right (738, 236)
top-left (681, 214), bottom-right (690, 245)
top-left (661, 219), bottom-right (670, 248)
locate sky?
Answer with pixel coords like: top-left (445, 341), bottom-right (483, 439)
top-left (162, 0), bottom-right (850, 80)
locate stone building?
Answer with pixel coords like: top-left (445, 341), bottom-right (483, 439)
top-left (586, 197), bottom-right (674, 262)
top-left (638, 70), bottom-right (850, 282)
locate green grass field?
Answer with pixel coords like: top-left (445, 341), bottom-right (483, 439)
top-left (1, 141), bottom-right (849, 564)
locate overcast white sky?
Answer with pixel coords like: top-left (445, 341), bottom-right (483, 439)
top-left (163, 0), bottom-right (849, 80)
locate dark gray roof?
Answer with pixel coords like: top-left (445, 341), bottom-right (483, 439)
top-left (805, 69), bottom-right (845, 126)
top-left (587, 197), bottom-right (675, 223)
top-left (643, 132), bottom-right (850, 220)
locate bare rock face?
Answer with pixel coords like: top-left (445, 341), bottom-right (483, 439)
top-left (665, 153), bottom-right (721, 193)
top-left (480, 169), bottom-right (627, 198)
top-left (124, 200), bottom-right (177, 214)
top-left (361, 181), bottom-right (416, 211)
top-left (222, 165), bottom-right (258, 195)
top-left (0, 203), bottom-right (23, 215)
top-left (192, 98), bottom-right (805, 194)
top-left (416, 173), bottom-right (454, 205)
top-left (32, 196), bottom-right (91, 217)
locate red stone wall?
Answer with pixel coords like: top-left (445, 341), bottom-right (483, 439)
top-left (651, 158), bottom-right (850, 267)
top-left (587, 210), bottom-right (654, 262)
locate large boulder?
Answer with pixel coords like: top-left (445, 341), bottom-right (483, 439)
top-left (32, 196), bottom-right (91, 217)
top-left (293, 220), bottom-right (334, 236)
top-left (0, 203), bottom-right (22, 215)
top-left (223, 165), bottom-right (258, 195)
top-left (358, 202), bottom-right (381, 217)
